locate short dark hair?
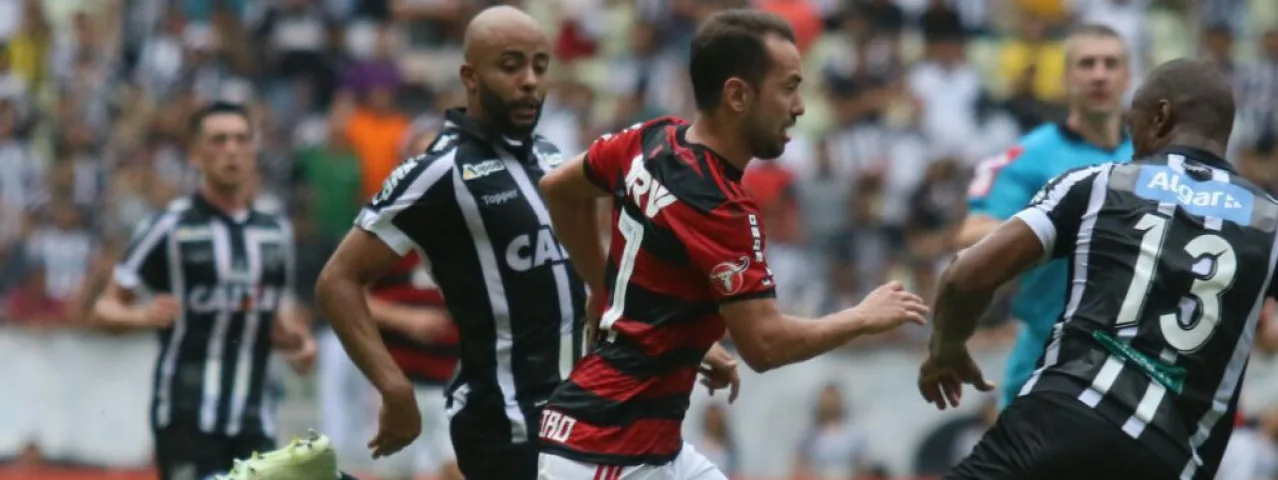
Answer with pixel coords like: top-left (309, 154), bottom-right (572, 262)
top-left (1064, 23), bottom-right (1126, 64)
top-left (189, 101), bottom-right (251, 136)
top-left (688, 10), bottom-right (797, 112)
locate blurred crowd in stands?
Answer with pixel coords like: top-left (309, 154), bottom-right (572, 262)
top-left (6, 0), bottom-right (1278, 478)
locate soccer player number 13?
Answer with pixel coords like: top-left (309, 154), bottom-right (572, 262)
top-left (1116, 212), bottom-right (1238, 352)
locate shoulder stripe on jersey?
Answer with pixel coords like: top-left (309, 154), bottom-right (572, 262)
top-left (1019, 165), bottom-right (1113, 396)
top-left (357, 150), bottom-right (457, 256)
top-left (1180, 226), bottom-right (1278, 479)
top-left (450, 154), bottom-right (529, 444)
top-left (115, 212), bottom-right (181, 290)
top-left (495, 147), bottom-right (579, 380)
top-left (1019, 165), bottom-right (1109, 256)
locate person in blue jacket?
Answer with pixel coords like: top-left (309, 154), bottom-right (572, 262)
top-left (957, 24), bottom-right (1134, 409)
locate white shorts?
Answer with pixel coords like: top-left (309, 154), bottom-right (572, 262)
top-left (371, 384), bottom-right (456, 476)
top-left (538, 443), bottom-right (725, 480)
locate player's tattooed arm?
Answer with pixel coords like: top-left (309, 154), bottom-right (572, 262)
top-left (919, 218), bottom-right (1042, 409)
top-left (931, 218), bottom-right (1044, 352)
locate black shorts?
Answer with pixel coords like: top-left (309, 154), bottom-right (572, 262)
top-left (947, 392), bottom-right (1178, 480)
top-left (154, 424), bottom-right (274, 480)
top-left (449, 402), bottom-right (540, 480)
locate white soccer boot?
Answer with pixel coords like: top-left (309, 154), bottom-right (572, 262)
top-left (215, 430), bottom-right (342, 480)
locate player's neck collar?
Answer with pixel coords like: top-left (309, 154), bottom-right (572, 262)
top-left (1159, 145), bottom-right (1233, 173)
top-left (444, 107), bottom-right (534, 158)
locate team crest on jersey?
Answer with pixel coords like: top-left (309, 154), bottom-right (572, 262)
top-left (462, 159), bottom-right (506, 180)
top-left (710, 256), bottom-right (750, 296)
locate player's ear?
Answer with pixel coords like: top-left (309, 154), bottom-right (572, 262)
top-left (723, 77), bottom-right (751, 114)
top-left (1155, 99), bottom-right (1175, 138)
top-left (459, 63), bottom-right (477, 93)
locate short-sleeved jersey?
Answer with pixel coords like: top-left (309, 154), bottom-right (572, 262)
top-left (114, 194), bottom-right (295, 437)
top-left (539, 118), bottom-right (776, 466)
top-left (370, 253), bottom-right (459, 385)
top-left (354, 107), bottom-right (586, 444)
top-left (1013, 147), bottom-right (1278, 479)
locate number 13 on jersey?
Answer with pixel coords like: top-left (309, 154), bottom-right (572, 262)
top-left (1116, 213), bottom-right (1238, 352)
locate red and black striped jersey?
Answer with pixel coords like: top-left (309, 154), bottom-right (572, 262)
top-left (370, 252), bottom-right (459, 385)
top-left (539, 118), bottom-right (775, 465)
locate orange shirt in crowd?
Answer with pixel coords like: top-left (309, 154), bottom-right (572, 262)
top-left (758, 0), bottom-right (823, 55)
top-left (346, 108), bottom-right (411, 201)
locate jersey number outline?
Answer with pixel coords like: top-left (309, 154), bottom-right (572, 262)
top-left (1115, 213), bottom-right (1238, 352)
top-left (597, 208), bottom-right (644, 342)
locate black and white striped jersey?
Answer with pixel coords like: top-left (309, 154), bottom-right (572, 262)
top-left (1013, 146), bottom-right (1278, 480)
top-left (354, 107), bottom-right (587, 444)
top-left (114, 193), bottom-right (295, 437)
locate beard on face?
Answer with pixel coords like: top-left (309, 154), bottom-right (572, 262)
top-left (743, 111), bottom-right (788, 160)
top-left (478, 80), bottom-right (542, 137)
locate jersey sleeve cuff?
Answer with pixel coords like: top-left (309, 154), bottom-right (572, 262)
top-left (113, 266), bottom-right (143, 291)
top-left (1013, 208), bottom-right (1057, 262)
top-left (716, 288), bottom-right (777, 305)
top-left (355, 208), bottom-right (415, 256)
top-left (581, 155), bottom-right (609, 191)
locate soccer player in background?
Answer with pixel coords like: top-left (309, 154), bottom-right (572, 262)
top-left (957, 24), bottom-right (1135, 409)
top-left (315, 6), bottom-right (585, 479)
top-left (536, 10), bottom-right (928, 480)
top-left (89, 102), bottom-right (316, 480)
top-left (920, 58), bottom-right (1269, 480)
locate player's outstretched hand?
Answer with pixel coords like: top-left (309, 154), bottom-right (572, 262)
top-left (281, 332), bottom-right (317, 375)
top-left (852, 281), bottom-right (928, 335)
top-left (699, 343), bottom-right (741, 403)
top-left (370, 383), bottom-right (422, 459)
top-left (917, 347), bottom-right (995, 410)
top-left (140, 295), bottom-right (181, 327)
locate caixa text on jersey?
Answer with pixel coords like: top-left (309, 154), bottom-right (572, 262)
top-left (185, 284), bottom-right (283, 314)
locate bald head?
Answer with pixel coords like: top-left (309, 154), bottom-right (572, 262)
top-left (1129, 58), bottom-right (1235, 157)
top-left (463, 6), bottom-right (544, 61)
top-left (458, 5), bottom-right (551, 137)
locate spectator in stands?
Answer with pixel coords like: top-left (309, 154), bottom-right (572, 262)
top-left (346, 78), bottom-right (409, 202)
top-left (791, 383), bottom-right (868, 480)
top-left (695, 403), bottom-right (738, 478)
top-left (909, 28), bottom-right (982, 166)
top-left (7, 1), bottom-right (51, 94)
top-left (996, 10), bottom-right (1065, 104)
top-left (1200, 23), bottom-right (1236, 75)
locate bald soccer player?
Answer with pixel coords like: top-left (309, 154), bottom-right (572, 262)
top-left (316, 6), bottom-right (587, 480)
top-left (920, 59), bottom-right (1269, 480)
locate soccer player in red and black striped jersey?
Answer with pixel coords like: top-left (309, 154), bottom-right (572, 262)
top-left (366, 252), bottom-right (462, 480)
top-left (535, 10), bottom-right (930, 480)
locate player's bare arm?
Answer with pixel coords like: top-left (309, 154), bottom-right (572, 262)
top-left (919, 218), bottom-right (1045, 410)
top-left (314, 228), bottom-right (422, 458)
top-left (721, 281), bottom-right (928, 373)
top-left (539, 152), bottom-right (612, 344)
top-left (954, 214), bottom-right (1001, 249)
top-left (368, 295), bottom-right (453, 344)
top-left (89, 280), bottom-right (179, 330)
